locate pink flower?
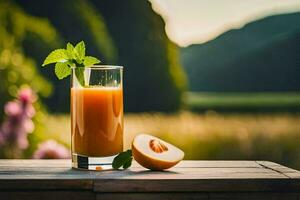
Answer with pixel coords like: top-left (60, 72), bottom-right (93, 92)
top-left (4, 102), bottom-right (22, 117)
top-left (33, 140), bottom-right (70, 159)
top-left (18, 88), bottom-right (36, 118)
top-left (24, 105), bottom-right (35, 118)
top-left (16, 133), bottom-right (29, 150)
top-left (0, 87), bottom-right (37, 152)
top-left (23, 119), bottom-right (34, 133)
top-left (18, 88), bottom-right (36, 104)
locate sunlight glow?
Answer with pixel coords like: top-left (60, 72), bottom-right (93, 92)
top-left (150, 0), bottom-right (300, 46)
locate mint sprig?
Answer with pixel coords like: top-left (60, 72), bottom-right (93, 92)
top-left (42, 41), bottom-right (100, 86)
top-left (112, 150), bottom-right (133, 170)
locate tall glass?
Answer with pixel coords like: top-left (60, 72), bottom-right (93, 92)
top-left (71, 66), bottom-right (123, 170)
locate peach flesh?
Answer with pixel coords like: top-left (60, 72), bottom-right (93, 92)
top-left (132, 134), bottom-right (184, 170)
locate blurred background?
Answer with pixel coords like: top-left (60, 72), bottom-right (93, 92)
top-left (0, 0), bottom-right (300, 168)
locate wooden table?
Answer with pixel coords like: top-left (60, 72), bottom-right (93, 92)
top-left (0, 160), bottom-right (300, 200)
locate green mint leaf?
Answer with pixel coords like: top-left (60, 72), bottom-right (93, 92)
top-left (123, 157), bottom-right (133, 169)
top-left (55, 62), bottom-right (71, 80)
top-left (75, 67), bottom-right (85, 86)
top-left (74, 41), bottom-right (85, 62)
top-left (66, 43), bottom-right (75, 59)
top-left (67, 42), bottom-right (74, 52)
top-left (112, 150), bottom-right (133, 169)
top-left (42, 49), bottom-right (68, 66)
top-left (83, 56), bottom-right (101, 66)
top-left (42, 41), bottom-right (101, 87)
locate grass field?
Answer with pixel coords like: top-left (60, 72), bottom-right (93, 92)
top-left (186, 92), bottom-right (300, 112)
top-left (44, 112), bottom-right (300, 170)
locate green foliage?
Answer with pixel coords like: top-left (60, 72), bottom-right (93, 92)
top-left (14, 0), bottom-right (187, 112)
top-left (0, 1), bottom-right (62, 157)
top-left (186, 92), bottom-right (300, 113)
top-left (181, 12), bottom-right (300, 92)
top-left (84, 56), bottom-right (100, 66)
top-left (74, 41), bottom-right (86, 62)
top-left (0, 1), bottom-right (55, 118)
top-left (73, 0), bottom-right (116, 63)
top-left (15, 0), bottom-right (117, 112)
top-left (112, 150), bottom-right (133, 169)
top-left (92, 0), bottom-right (187, 112)
top-left (42, 41), bottom-right (100, 85)
top-left (42, 49), bottom-right (68, 66)
top-left (54, 62), bottom-right (71, 80)
top-left (16, 0), bottom-right (187, 112)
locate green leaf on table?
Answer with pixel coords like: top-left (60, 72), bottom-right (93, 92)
top-left (83, 56), bottom-right (101, 66)
top-left (55, 62), bottom-right (71, 80)
top-left (74, 41), bottom-right (85, 62)
top-left (42, 49), bottom-right (68, 66)
top-left (122, 157), bottom-right (133, 169)
top-left (112, 150), bottom-right (133, 170)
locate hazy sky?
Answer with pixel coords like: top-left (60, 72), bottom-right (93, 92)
top-left (150, 0), bottom-right (300, 46)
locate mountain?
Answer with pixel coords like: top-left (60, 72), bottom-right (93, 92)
top-left (181, 12), bottom-right (300, 92)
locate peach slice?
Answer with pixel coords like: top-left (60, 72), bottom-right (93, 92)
top-left (132, 134), bottom-right (184, 170)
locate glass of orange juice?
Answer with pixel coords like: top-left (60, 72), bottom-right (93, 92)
top-left (71, 66), bottom-right (123, 170)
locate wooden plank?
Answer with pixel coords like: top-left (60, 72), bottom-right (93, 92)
top-left (0, 167), bottom-right (282, 178)
top-left (94, 167), bottom-right (286, 180)
top-left (0, 160), bottom-right (262, 168)
top-left (93, 179), bottom-right (300, 192)
top-left (96, 193), bottom-right (209, 200)
top-left (0, 167), bottom-right (92, 177)
top-left (0, 159), bottom-right (70, 168)
top-left (96, 192), bottom-right (300, 200)
top-left (131, 160), bottom-right (262, 168)
top-left (0, 191), bottom-right (95, 200)
top-left (0, 160), bottom-right (299, 193)
top-left (0, 179), bottom-right (93, 190)
top-left (209, 192), bottom-right (299, 200)
top-left (256, 161), bottom-right (300, 179)
top-left (0, 166), bottom-right (94, 190)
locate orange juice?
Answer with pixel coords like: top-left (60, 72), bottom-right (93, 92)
top-left (71, 87), bottom-right (123, 157)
